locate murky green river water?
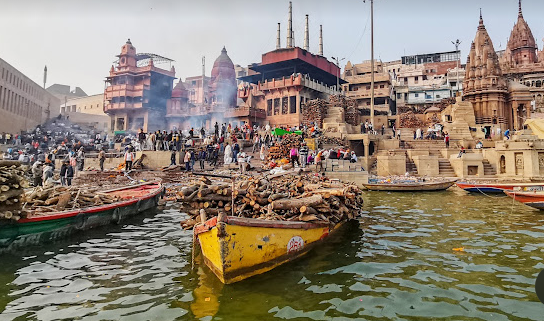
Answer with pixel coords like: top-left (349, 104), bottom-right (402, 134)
top-left (1, 188), bottom-right (543, 320)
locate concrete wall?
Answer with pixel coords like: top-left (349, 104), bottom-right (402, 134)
top-left (0, 58), bottom-right (61, 133)
top-left (449, 153), bottom-right (484, 178)
top-left (412, 155), bottom-right (439, 176)
top-left (377, 154), bottom-right (406, 176)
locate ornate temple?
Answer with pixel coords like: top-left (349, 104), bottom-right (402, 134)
top-left (463, 1), bottom-right (544, 134)
top-left (166, 47), bottom-right (244, 130)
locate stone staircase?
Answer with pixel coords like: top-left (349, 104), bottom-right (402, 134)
top-left (438, 158), bottom-right (456, 177)
top-left (406, 158), bottom-right (418, 176)
top-left (483, 159), bottom-right (497, 176)
top-left (322, 106), bottom-right (348, 133)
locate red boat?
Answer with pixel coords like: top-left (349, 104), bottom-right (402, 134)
top-left (504, 190), bottom-right (544, 210)
top-left (456, 181), bottom-right (544, 194)
top-left (0, 181), bottom-right (164, 252)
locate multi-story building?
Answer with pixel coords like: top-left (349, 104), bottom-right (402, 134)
top-left (389, 53), bottom-right (464, 113)
top-left (104, 39), bottom-right (176, 132)
top-left (0, 58), bottom-right (60, 133)
top-left (60, 93), bottom-right (110, 132)
top-left (166, 47), bottom-right (244, 130)
top-left (46, 84), bottom-right (87, 104)
top-left (343, 60), bottom-right (394, 116)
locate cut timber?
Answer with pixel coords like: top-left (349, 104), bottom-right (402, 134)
top-left (271, 194), bottom-right (323, 211)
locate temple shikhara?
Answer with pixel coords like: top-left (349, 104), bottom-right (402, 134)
top-left (462, 1), bottom-right (544, 133)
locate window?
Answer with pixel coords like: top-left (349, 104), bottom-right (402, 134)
top-left (397, 93), bottom-right (402, 99)
top-left (426, 95), bottom-right (432, 99)
top-left (423, 75), bottom-right (428, 80)
top-left (380, 84), bottom-right (385, 89)
top-left (366, 86), bottom-right (370, 90)
top-left (290, 96), bottom-right (296, 113)
top-left (415, 76), bottom-right (419, 81)
top-left (415, 93), bottom-right (419, 98)
top-left (436, 95), bottom-right (441, 99)
top-left (403, 77), bottom-right (408, 82)
top-left (267, 99), bottom-right (272, 116)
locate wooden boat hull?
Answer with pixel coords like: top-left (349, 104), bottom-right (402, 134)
top-left (456, 182), bottom-right (544, 193)
top-left (504, 191), bottom-right (544, 210)
top-left (363, 179), bottom-right (456, 192)
top-left (195, 216), bottom-right (344, 284)
top-left (0, 182), bottom-right (164, 252)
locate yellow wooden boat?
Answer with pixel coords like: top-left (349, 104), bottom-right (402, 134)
top-left (194, 214), bottom-right (345, 284)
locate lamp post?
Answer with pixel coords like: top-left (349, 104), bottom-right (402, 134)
top-left (363, 0), bottom-right (375, 126)
top-left (331, 56), bottom-right (345, 94)
top-left (451, 39), bottom-right (461, 96)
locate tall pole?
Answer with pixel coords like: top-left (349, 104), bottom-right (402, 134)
top-left (452, 39), bottom-right (461, 96)
top-left (369, 0), bottom-right (375, 126)
top-left (287, 1), bottom-right (293, 48)
top-left (43, 65), bottom-right (47, 89)
top-left (318, 25), bottom-right (323, 56)
top-left (276, 23), bottom-right (281, 49)
top-left (304, 15), bottom-right (309, 51)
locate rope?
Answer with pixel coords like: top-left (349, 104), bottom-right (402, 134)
top-left (474, 186), bottom-right (507, 198)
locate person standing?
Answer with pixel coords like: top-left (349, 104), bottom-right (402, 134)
top-left (444, 133), bottom-right (450, 148)
top-left (299, 143), bottom-right (309, 168)
top-left (60, 161), bottom-right (68, 186)
top-left (124, 147), bottom-right (135, 171)
top-left (76, 147), bottom-right (85, 171)
top-left (99, 148), bottom-right (106, 171)
top-left (260, 144), bottom-right (266, 161)
top-left (138, 129), bottom-right (146, 150)
top-left (198, 148), bottom-right (206, 170)
top-left (65, 161), bottom-right (74, 186)
top-left (170, 148), bottom-right (177, 166)
top-left (233, 142), bottom-right (240, 164)
top-left (290, 146), bottom-right (299, 166)
top-left (184, 149), bottom-right (191, 171)
top-left (32, 160), bottom-right (43, 186)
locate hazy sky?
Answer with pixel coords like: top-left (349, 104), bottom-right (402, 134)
top-left (0, 0), bottom-right (542, 95)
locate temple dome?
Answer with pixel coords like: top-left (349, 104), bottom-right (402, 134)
top-left (211, 47), bottom-right (236, 80)
top-left (171, 80), bottom-right (188, 99)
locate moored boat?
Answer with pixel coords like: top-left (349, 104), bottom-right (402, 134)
top-left (0, 181), bottom-right (164, 252)
top-left (504, 190), bottom-right (544, 210)
top-left (195, 214), bottom-right (346, 284)
top-left (363, 179), bottom-right (457, 192)
top-left (456, 181), bottom-right (544, 193)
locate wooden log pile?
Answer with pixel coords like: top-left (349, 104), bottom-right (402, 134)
top-left (178, 172), bottom-right (364, 229)
top-left (320, 136), bottom-right (347, 146)
top-left (302, 99), bottom-right (327, 127)
top-left (345, 99), bottom-right (359, 126)
top-left (268, 134), bottom-right (302, 160)
top-left (399, 111), bottom-right (426, 128)
top-left (0, 160), bottom-right (30, 221)
top-left (21, 186), bottom-right (121, 216)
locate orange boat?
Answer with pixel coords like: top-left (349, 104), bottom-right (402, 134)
top-left (504, 190), bottom-right (544, 210)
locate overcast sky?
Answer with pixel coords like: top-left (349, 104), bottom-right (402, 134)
top-left (0, 0), bottom-right (542, 95)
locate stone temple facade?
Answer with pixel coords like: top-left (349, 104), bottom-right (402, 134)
top-left (463, 7), bottom-right (532, 134)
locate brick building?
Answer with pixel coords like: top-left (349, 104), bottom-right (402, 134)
top-left (104, 39), bottom-right (175, 132)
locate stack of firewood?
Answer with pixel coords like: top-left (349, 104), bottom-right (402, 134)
top-left (0, 160), bottom-right (30, 221)
top-left (178, 172), bottom-right (364, 229)
top-left (345, 99), bottom-right (359, 126)
top-left (267, 134), bottom-right (302, 160)
top-left (302, 99), bottom-right (327, 127)
top-left (399, 111), bottom-right (426, 128)
top-left (320, 136), bottom-right (346, 146)
top-left (22, 186), bottom-right (120, 216)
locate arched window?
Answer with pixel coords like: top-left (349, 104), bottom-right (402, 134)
top-left (500, 155), bottom-right (506, 174)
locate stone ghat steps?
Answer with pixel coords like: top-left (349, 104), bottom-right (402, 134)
top-left (438, 159), bottom-right (456, 176)
top-left (483, 159), bottom-right (497, 176)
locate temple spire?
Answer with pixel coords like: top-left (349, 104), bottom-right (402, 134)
top-left (519, 0), bottom-right (523, 17)
top-left (478, 9), bottom-right (485, 30)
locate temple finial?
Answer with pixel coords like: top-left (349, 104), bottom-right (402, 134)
top-left (519, 0), bottom-right (523, 17)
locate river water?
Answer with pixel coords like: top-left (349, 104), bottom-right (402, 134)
top-left (1, 188), bottom-right (543, 320)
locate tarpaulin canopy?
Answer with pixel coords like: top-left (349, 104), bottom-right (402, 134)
top-left (524, 119), bottom-right (544, 139)
top-left (272, 128), bottom-right (302, 136)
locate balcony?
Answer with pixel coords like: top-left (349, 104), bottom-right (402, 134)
top-left (104, 102), bottom-right (144, 112)
top-left (225, 106), bottom-right (266, 119)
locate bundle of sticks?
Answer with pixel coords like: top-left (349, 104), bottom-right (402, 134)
top-left (0, 160), bottom-right (30, 221)
top-left (345, 99), bottom-right (359, 126)
top-left (178, 172), bottom-right (364, 229)
top-left (302, 99), bottom-right (328, 127)
top-left (399, 111), bottom-right (426, 128)
top-left (320, 136), bottom-right (346, 146)
top-left (267, 134), bottom-right (303, 160)
top-left (22, 186), bottom-right (121, 216)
